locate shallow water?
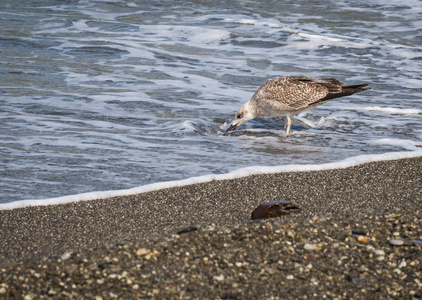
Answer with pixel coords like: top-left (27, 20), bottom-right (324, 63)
top-left (1, 0), bottom-right (421, 204)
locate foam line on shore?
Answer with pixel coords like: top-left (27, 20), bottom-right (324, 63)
top-left (1, 150), bottom-right (421, 211)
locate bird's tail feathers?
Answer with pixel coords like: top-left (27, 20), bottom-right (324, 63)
top-left (320, 84), bottom-right (371, 101)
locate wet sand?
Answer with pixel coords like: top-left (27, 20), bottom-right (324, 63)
top-left (0, 156), bottom-right (421, 298)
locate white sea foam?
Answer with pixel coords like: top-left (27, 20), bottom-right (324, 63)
top-left (1, 151), bottom-right (420, 211)
top-left (371, 139), bottom-right (421, 151)
top-left (362, 107), bottom-right (422, 115)
top-left (329, 105), bottom-right (422, 116)
top-left (239, 19), bottom-right (257, 25)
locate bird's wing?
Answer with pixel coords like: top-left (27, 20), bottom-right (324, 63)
top-left (258, 76), bottom-right (334, 111)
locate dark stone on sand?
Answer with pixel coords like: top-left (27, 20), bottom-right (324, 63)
top-left (177, 225), bottom-right (198, 235)
top-left (351, 228), bottom-right (367, 236)
top-left (251, 201), bottom-right (301, 220)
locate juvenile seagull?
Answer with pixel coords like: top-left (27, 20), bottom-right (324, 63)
top-left (228, 76), bottom-right (371, 135)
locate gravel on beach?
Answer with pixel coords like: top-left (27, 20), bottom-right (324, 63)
top-left (0, 156), bottom-right (421, 299)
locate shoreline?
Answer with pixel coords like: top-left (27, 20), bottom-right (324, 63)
top-left (1, 150), bottom-right (421, 211)
top-left (0, 156), bottom-right (421, 298)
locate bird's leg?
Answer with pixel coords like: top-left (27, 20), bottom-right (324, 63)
top-left (285, 116), bottom-right (291, 136)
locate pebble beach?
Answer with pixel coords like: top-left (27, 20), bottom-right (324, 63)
top-left (0, 156), bottom-right (421, 299)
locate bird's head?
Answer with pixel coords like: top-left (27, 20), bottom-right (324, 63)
top-left (227, 102), bottom-right (255, 131)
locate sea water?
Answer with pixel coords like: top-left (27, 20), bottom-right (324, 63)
top-left (1, 0), bottom-right (421, 207)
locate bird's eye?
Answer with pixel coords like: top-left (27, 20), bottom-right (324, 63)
top-left (236, 113), bottom-right (243, 119)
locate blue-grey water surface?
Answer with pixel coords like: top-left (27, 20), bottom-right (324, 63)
top-left (1, 0), bottom-right (421, 203)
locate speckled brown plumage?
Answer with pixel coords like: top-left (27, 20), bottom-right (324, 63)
top-left (228, 76), bottom-right (371, 135)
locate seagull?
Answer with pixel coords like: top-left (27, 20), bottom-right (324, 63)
top-left (227, 76), bottom-right (371, 135)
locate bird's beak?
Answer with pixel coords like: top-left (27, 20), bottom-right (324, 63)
top-left (227, 122), bottom-right (238, 132)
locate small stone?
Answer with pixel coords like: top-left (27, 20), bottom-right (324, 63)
top-left (374, 249), bottom-right (385, 256)
top-left (286, 275), bottom-right (294, 280)
top-left (360, 266), bottom-right (369, 272)
top-left (399, 261), bottom-right (407, 268)
top-left (61, 252), bottom-right (71, 261)
top-left (414, 240), bottom-right (422, 247)
top-left (352, 228), bottom-right (367, 235)
top-left (213, 274), bottom-right (225, 282)
top-left (365, 245), bottom-right (374, 252)
top-left (177, 226), bottom-right (198, 235)
top-left (304, 243), bottom-right (316, 251)
top-left (132, 284), bottom-right (139, 290)
top-left (136, 248), bottom-right (149, 256)
top-left (358, 236), bottom-right (368, 243)
top-left (389, 239), bottom-right (404, 246)
top-left (393, 268), bottom-right (401, 274)
top-left (0, 287), bottom-right (6, 294)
